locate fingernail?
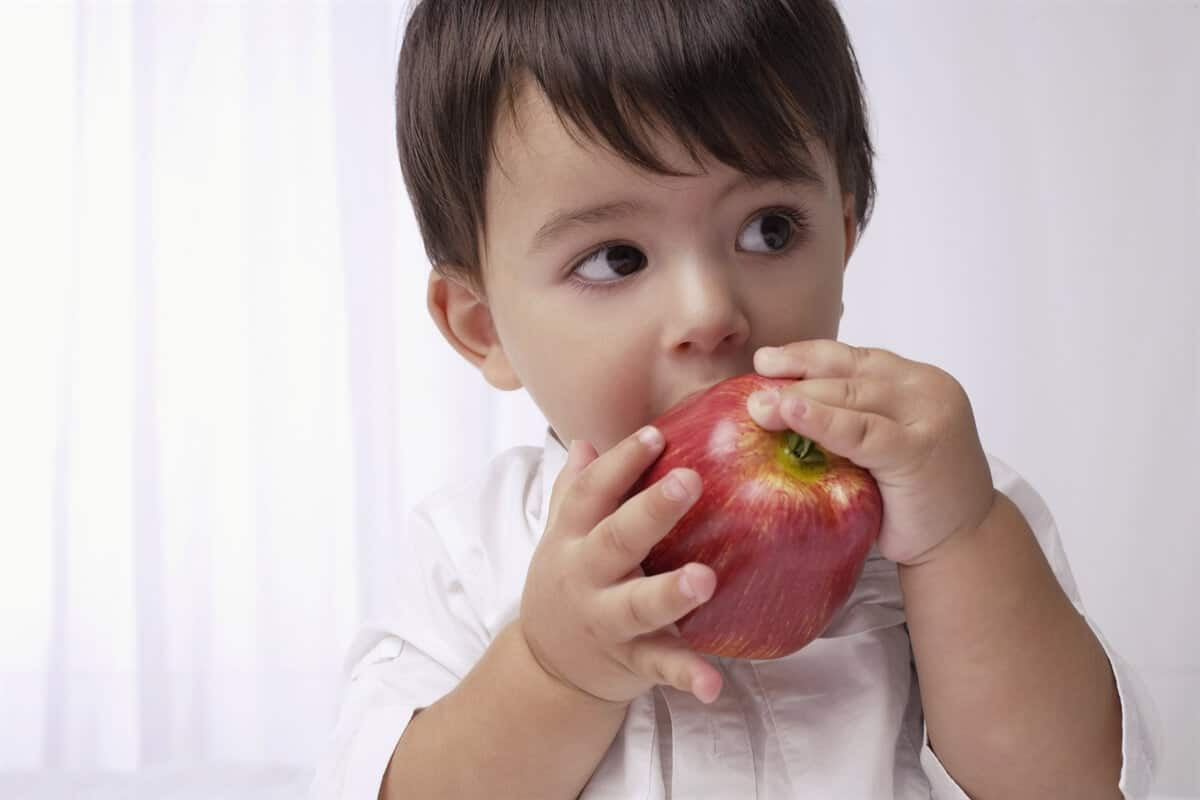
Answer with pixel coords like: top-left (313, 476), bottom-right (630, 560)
top-left (679, 565), bottom-right (715, 603)
top-left (749, 388), bottom-right (780, 412)
top-left (662, 469), bottom-right (698, 502)
top-left (756, 347), bottom-right (781, 370)
top-left (692, 675), bottom-right (719, 704)
top-left (638, 425), bottom-right (663, 450)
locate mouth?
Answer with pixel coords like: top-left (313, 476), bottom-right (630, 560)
top-left (665, 383), bottom-right (718, 414)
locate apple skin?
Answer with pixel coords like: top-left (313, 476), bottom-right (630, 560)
top-left (632, 373), bottom-right (883, 660)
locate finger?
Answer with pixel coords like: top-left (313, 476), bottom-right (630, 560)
top-left (591, 562), bottom-right (716, 641)
top-left (583, 467), bottom-right (701, 586)
top-left (555, 425), bottom-right (668, 535)
top-left (770, 394), bottom-right (911, 472)
top-left (754, 339), bottom-right (907, 381)
top-left (747, 378), bottom-right (916, 431)
top-left (620, 632), bottom-right (724, 704)
top-left (545, 438), bottom-right (599, 531)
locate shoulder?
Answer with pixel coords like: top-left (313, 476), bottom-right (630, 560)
top-left (379, 443), bottom-right (552, 642)
top-left (397, 443), bottom-right (552, 635)
top-left (410, 443), bottom-right (548, 543)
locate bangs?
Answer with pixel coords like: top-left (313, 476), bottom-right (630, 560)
top-left (499, 0), bottom-right (852, 188)
top-left (395, 0), bottom-right (875, 288)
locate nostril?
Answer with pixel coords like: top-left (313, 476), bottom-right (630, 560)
top-left (668, 304), bottom-right (751, 355)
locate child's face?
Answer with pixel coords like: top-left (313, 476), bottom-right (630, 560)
top-left (476, 82), bottom-right (858, 454)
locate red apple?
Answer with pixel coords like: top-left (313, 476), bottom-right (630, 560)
top-left (632, 373), bottom-right (883, 660)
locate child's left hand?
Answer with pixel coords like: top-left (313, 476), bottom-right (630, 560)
top-left (746, 339), bottom-right (998, 566)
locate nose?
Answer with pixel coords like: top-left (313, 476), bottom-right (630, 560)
top-left (662, 258), bottom-right (750, 355)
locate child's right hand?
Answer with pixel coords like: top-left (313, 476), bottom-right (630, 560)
top-left (519, 426), bottom-right (723, 706)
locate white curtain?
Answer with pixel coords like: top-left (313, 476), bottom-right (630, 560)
top-left (1, 2), bottom-right (1196, 794)
top-left (0, 0), bottom-right (548, 773)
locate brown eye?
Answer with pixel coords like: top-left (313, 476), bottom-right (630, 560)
top-left (738, 209), bottom-right (808, 253)
top-left (573, 244), bottom-right (647, 283)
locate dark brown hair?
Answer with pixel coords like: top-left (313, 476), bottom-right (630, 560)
top-left (396, 0), bottom-right (876, 296)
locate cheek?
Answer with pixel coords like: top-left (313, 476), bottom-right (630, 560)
top-left (748, 267), bottom-right (843, 341)
top-left (513, 315), bottom-right (655, 450)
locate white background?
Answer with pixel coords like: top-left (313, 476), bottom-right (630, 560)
top-left (0, 1), bottom-right (1195, 796)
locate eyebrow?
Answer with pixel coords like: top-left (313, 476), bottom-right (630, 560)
top-left (528, 170), bottom-right (825, 255)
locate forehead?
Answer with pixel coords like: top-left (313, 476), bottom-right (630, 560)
top-left (483, 79), bottom-right (840, 252)
top-left (491, 80), bottom-right (699, 192)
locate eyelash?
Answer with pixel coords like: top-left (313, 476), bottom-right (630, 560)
top-left (565, 206), bottom-right (812, 296)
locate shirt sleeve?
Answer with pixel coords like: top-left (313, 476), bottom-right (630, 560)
top-left (310, 507), bottom-right (491, 800)
top-left (917, 456), bottom-right (1162, 799)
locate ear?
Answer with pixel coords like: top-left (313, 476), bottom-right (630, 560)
top-left (841, 193), bottom-right (859, 266)
top-left (426, 270), bottom-right (522, 391)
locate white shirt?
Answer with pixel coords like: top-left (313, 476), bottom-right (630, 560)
top-left (312, 429), bottom-right (1160, 799)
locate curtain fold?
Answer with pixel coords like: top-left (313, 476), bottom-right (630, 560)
top-left (1, 0), bottom-right (551, 771)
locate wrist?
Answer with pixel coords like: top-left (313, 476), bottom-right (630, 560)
top-left (902, 489), bottom-right (1003, 569)
top-left (507, 620), bottom-right (632, 713)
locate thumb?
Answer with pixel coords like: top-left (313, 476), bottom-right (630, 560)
top-left (546, 438), bottom-right (595, 527)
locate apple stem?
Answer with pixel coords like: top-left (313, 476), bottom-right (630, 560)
top-left (785, 431), bottom-right (826, 467)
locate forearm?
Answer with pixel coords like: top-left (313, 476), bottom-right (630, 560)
top-left (380, 620), bottom-right (628, 800)
top-left (899, 490), bottom-right (1123, 799)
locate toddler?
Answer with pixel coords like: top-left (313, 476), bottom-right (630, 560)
top-left (314, 1), bottom-right (1157, 797)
